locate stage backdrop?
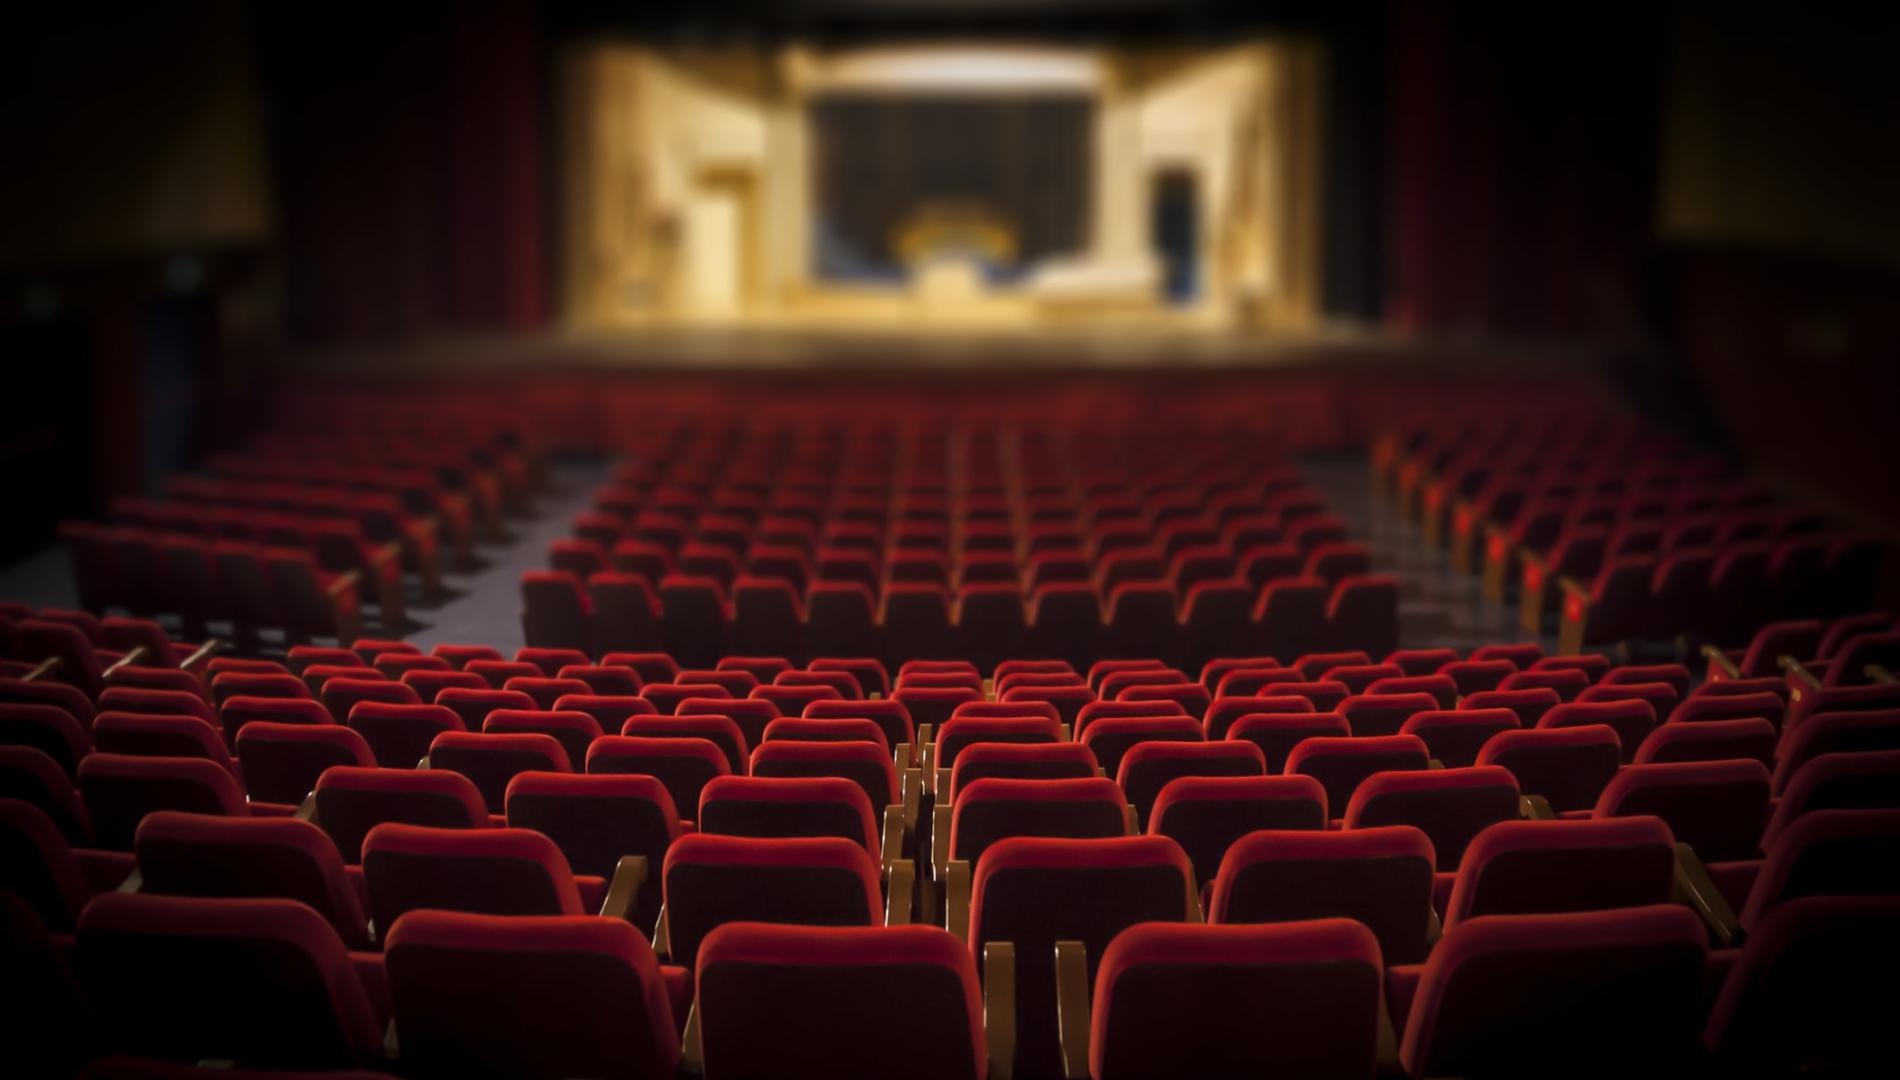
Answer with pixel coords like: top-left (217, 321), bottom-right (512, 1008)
top-left (809, 94), bottom-right (1094, 280)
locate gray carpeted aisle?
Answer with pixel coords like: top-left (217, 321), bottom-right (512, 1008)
top-left (401, 460), bottom-right (614, 654)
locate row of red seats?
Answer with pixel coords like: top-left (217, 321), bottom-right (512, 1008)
top-left (1373, 411), bottom-right (1888, 653)
top-left (153, 476), bottom-right (445, 596)
top-left (558, 496), bottom-right (1360, 602)
top-left (4, 610), bottom-right (1894, 1076)
top-left (0, 607), bottom-right (213, 698)
top-left (521, 568), bottom-right (1399, 670)
top-left (12, 634), bottom-right (1895, 921)
top-left (93, 499), bottom-right (409, 626)
top-left (1557, 535), bottom-right (1882, 655)
top-left (199, 452), bottom-right (480, 563)
top-left (6, 806), bottom-right (1890, 1077)
top-left (59, 523), bottom-right (365, 646)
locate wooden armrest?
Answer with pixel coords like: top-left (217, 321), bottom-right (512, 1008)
top-left (598, 854), bottom-right (647, 922)
top-left (1425, 902), bottom-right (1442, 948)
top-left (1123, 804), bottom-right (1139, 835)
top-left (1518, 794), bottom-right (1555, 820)
top-left (1700, 643), bottom-right (1742, 681)
top-left (652, 906), bottom-right (671, 960)
top-left (1556, 575), bottom-right (1591, 657)
top-left (294, 793), bottom-right (318, 822)
top-left (895, 741), bottom-right (912, 770)
top-left (932, 804), bottom-right (955, 882)
top-left (370, 541), bottom-right (402, 569)
top-left (384, 1019), bottom-right (400, 1061)
top-left (884, 859), bottom-right (915, 926)
top-left (882, 804), bottom-right (907, 866)
top-left (1778, 656), bottom-right (1821, 692)
top-left (325, 569), bottom-right (361, 598)
top-left (21, 657), bottom-right (61, 682)
top-left (101, 645), bottom-right (151, 680)
top-left (416, 755), bottom-right (431, 769)
top-left (984, 941), bottom-right (1017, 1080)
top-left (902, 767), bottom-right (922, 828)
top-left (1375, 995), bottom-right (1403, 1077)
top-left (1058, 722), bottom-right (1072, 741)
top-left (1427, 759), bottom-right (1445, 771)
top-left (945, 860), bottom-right (973, 941)
top-left (116, 868), bottom-right (144, 894)
top-left (1054, 940), bottom-right (1091, 1080)
top-left (1517, 551), bottom-right (1550, 632)
top-left (680, 1003), bottom-right (702, 1075)
top-left (934, 767), bottom-right (952, 798)
top-left (1867, 663), bottom-right (1895, 685)
top-left (179, 638), bottom-right (224, 672)
top-left (1479, 523), bottom-right (1513, 602)
top-left (1672, 842), bottom-right (1742, 948)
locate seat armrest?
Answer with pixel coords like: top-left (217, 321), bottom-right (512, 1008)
top-left (75, 849), bottom-right (136, 893)
top-left (680, 1003), bottom-right (703, 1076)
top-left (984, 941), bottom-right (1017, 1080)
top-left (1672, 842), bottom-right (1743, 948)
top-left (1867, 663), bottom-right (1896, 685)
top-left (1519, 794), bottom-right (1555, 820)
top-left (1556, 575), bottom-right (1591, 657)
top-left (901, 766), bottom-right (923, 828)
top-left (100, 645), bottom-right (152, 681)
top-left (884, 859), bottom-right (915, 926)
top-left (294, 793), bottom-right (318, 822)
top-left (652, 905), bottom-right (671, 960)
top-left (934, 767), bottom-right (952, 799)
top-left (932, 804), bottom-right (955, 882)
top-left (945, 860), bottom-right (973, 941)
top-left (117, 868), bottom-right (145, 894)
top-left (598, 854), bottom-right (648, 922)
top-left (1375, 995), bottom-right (1403, 1078)
top-left (1480, 523), bottom-right (1513, 603)
top-left (1123, 804), bottom-right (1139, 835)
top-left (882, 804), bottom-right (907, 865)
top-left (1517, 550), bottom-right (1550, 633)
top-left (178, 638), bottom-right (224, 672)
top-left (895, 740), bottom-right (912, 770)
top-left (1385, 964), bottom-right (1424, 1037)
top-left (1778, 655), bottom-right (1820, 692)
top-left (1055, 940), bottom-right (1091, 1080)
top-left (22, 656), bottom-right (62, 682)
top-left (325, 569), bottom-right (361, 599)
top-left (1700, 643), bottom-right (1742, 681)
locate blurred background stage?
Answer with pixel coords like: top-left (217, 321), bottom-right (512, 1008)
top-left (2, 1), bottom-right (1897, 560)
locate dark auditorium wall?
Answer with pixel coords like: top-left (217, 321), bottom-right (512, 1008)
top-left (1651, 4), bottom-right (1900, 539)
top-left (0, 1), bottom-right (278, 558)
top-left (1383, 1), bottom-right (1663, 341)
top-left (257, 1), bottom-right (551, 342)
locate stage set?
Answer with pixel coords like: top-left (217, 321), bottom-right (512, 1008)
top-left (556, 41), bottom-right (1325, 337)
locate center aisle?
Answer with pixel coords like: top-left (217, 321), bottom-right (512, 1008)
top-left (404, 459), bottom-right (615, 653)
top-left (1301, 454), bottom-right (1551, 654)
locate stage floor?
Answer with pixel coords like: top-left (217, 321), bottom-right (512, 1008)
top-left (290, 321), bottom-right (1610, 380)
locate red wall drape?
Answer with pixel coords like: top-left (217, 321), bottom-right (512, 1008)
top-left (265, 1), bottom-right (548, 343)
top-left (1384, 1), bottom-right (1660, 341)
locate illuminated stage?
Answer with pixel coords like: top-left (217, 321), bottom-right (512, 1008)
top-left (558, 40), bottom-right (1327, 336)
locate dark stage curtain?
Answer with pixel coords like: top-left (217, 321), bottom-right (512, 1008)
top-left (811, 94), bottom-right (1094, 278)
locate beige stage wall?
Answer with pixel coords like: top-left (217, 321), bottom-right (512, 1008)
top-left (557, 40), bottom-right (1326, 335)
